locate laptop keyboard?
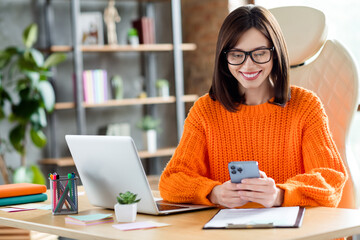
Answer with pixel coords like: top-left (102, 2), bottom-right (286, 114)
top-left (156, 203), bottom-right (189, 211)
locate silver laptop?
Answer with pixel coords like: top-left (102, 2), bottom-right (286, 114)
top-left (65, 135), bottom-right (213, 215)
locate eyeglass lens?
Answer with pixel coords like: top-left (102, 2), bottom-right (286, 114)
top-left (226, 49), bottom-right (272, 65)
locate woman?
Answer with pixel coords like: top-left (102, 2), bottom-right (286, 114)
top-left (159, 5), bottom-right (347, 208)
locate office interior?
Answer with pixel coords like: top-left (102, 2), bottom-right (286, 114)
top-left (0, 0), bottom-right (360, 201)
top-left (0, 0), bottom-right (360, 239)
top-left (0, 0), bottom-right (360, 186)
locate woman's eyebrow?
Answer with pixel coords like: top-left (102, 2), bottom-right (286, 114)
top-left (230, 46), bottom-right (269, 51)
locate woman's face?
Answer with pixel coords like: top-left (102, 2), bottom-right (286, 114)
top-left (227, 28), bottom-right (273, 93)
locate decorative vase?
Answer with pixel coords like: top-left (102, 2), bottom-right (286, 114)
top-left (114, 203), bottom-right (137, 222)
top-left (143, 129), bottom-right (157, 153)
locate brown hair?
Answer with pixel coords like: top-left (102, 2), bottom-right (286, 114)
top-left (209, 5), bottom-right (290, 112)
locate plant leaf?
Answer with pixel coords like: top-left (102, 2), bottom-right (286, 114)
top-left (30, 128), bottom-right (47, 148)
top-left (30, 108), bottom-right (47, 128)
top-left (43, 53), bottom-right (66, 69)
top-left (30, 165), bottom-right (46, 184)
top-left (13, 166), bottom-right (33, 183)
top-left (9, 124), bottom-right (25, 155)
top-left (29, 48), bottom-right (44, 67)
top-left (26, 71), bottom-right (40, 86)
top-left (18, 56), bottom-right (36, 72)
top-left (12, 100), bottom-right (39, 120)
top-left (23, 24), bottom-right (38, 49)
top-left (38, 81), bottom-right (55, 112)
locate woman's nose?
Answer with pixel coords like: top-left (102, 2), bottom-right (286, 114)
top-left (242, 55), bottom-right (255, 67)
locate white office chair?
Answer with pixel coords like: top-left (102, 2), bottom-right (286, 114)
top-left (270, 6), bottom-right (360, 209)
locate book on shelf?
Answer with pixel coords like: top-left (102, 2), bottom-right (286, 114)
top-left (82, 69), bottom-right (109, 104)
top-left (132, 17), bottom-right (155, 44)
top-left (65, 214), bottom-right (114, 226)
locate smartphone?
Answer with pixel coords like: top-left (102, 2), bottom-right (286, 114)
top-left (228, 161), bottom-right (260, 183)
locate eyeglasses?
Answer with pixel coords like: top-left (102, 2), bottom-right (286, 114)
top-left (224, 47), bottom-right (274, 65)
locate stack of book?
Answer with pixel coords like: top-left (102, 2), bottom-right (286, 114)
top-left (132, 17), bottom-right (155, 44)
top-left (82, 69), bottom-right (109, 104)
top-left (0, 183), bottom-right (47, 206)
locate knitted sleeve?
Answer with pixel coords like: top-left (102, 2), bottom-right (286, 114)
top-left (277, 94), bottom-right (347, 207)
top-left (159, 99), bottom-right (221, 205)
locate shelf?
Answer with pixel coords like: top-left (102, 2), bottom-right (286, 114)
top-left (39, 147), bottom-right (176, 166)
top-left (48, 43), bottom-right (196, 53)
top-left (54, 95), bottom-right (198, 110)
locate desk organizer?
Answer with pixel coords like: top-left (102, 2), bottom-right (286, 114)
top-left (49, 174), bottom-right (78, 215)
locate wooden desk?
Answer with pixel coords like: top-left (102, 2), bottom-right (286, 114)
top-left (1, 189), bottom-right (360, 240)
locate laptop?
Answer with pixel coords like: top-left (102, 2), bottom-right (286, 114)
top-left (65, 135), bottom-right (214, 215)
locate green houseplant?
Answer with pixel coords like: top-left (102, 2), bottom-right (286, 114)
top-left (0, 23), bottom-right (66, 184)
top-left (136, 115), bottom-right (160, 153)
top-left (115, 191), bottom-right (141, 222)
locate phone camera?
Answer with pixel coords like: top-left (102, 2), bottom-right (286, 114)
top-left (237, 167), bottom-right (243, 173)
top-left (230, 166), bottom-right (235, 170)
top-left (231, 170), bottom-right (236, 174)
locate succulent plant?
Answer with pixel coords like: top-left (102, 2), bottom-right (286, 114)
top-left (116, 191), bottom-right (141, 204)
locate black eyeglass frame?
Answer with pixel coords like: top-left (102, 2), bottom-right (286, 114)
top-left (224, 47), bottom-right (275, 65)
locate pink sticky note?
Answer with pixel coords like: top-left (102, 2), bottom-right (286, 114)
top-left (112, 221), bottom-right (155, 231)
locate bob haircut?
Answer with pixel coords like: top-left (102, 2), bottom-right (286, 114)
top-left (209, 5), bottom-right (290, 112)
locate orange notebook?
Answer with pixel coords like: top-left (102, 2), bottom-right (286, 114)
top-left (0, 183), bottom-right (47, 198)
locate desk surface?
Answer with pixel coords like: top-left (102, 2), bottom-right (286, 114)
top-left (1, 188), bottom-right (360, 240)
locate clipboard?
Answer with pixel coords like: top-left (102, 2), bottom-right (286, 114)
top-left (203, 206), bottom-right (305, 229)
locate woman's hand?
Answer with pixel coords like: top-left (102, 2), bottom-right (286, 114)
top-left (208, 181), bottom-right (249, 208)
top-left (209, 171), bottom-right (284, 208)
top-left (238, 171), bottom-right (284, 208)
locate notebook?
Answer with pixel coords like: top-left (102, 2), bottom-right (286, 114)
top-left (0, 183), bottom-right (47, 198)
top-left (65, 135), bottom-right (214, 215)
top-left (0, 194), bottom-right (48, 206)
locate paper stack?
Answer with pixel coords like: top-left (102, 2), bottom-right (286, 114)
top-left (0, 183), bottom-right (47, 206)
top-left (65, 214), bottom-right (114, 226)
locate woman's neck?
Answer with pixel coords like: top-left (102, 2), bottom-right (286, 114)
top-left (243, 81), bottom-right (273, 106)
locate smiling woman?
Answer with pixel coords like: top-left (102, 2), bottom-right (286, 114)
top-left (159, 4), bottom-right (347, 210)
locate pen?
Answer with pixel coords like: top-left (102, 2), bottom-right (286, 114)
top-left (54, 183), bottom-right (70, 213)
top-left (68, 173), bottom-right (73, 203)
top-left (57, 179), bottom-right (76, 211)
top-left (50, 173), bottom-right (56, 211)
top-left (71, 173), bottom-right (76, 206)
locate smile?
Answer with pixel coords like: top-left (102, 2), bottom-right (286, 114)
top-left (241, 71), bottom-right (261, 80)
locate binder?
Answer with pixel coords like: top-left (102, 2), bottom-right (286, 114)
top-left (203, 206), bottom-right (305, 229)
top-left (0, 183), bottom-right (46, 198)
top-left (0, 193), bottom-right (47, 206)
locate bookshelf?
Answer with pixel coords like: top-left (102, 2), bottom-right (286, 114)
top-left (41, 0), bottom-right (195, 167)
top-left (48, 43), bottom-right (196, 52)
top-left (54, 95), bottom-right (198, 110)
top-left (40, 147), bottom-right (176, 167)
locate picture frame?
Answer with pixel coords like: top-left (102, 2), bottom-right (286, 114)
top-left (78, 12), bottom-right (104, 45)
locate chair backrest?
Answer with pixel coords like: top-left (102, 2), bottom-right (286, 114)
top-left (270, 6), bottom-right (360, 208)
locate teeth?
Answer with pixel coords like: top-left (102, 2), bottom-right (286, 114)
top-left (243, 72), bottom-right (259, 78)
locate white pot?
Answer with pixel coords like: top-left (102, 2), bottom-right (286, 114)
top-left (143, 130), bottom-right (157, 153)
top-left (157, 86), bottom-right (170, 98)
top-left (114, 203), bottom-right (137, 222)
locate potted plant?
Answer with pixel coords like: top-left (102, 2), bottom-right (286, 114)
top-left (0, 23), bottom-right (66, 184)
top-left (136, 115), bottom-right (160, 153)
top-left (155, 79), bottom-right (169, 98)
top-left (115, 191), bottom-right (141, 222)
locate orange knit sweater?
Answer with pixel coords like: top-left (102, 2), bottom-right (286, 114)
top-left (159, 86), bottom-right (347, 207)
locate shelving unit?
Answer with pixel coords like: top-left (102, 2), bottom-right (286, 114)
top-left (41, 0), bottom-right (196, 168)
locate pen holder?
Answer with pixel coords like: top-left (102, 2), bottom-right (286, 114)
top-left (49, 175), bottom-right (78, 215)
